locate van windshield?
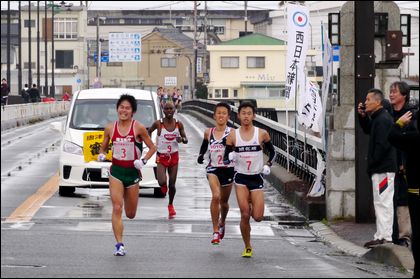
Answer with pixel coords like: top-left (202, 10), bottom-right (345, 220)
top-left (70, 99), bottom-right (156, 130)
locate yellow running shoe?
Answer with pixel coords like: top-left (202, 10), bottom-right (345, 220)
top-left (241, 247), bottom-right (252, 258)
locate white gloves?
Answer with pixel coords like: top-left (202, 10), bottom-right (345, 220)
top-left (134, 159), bottom-right (146, 170)
top-left (228, 152), bottom-right (236, 162)
top-left (98, 153), bottom-right (106, 162)
top-left (262, 165), bottom-right (271, 176)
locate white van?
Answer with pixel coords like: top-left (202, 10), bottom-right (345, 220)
top-left (52, 88), bottom-right (162, 197)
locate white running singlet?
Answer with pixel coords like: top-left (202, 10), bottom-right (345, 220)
top-left (234, 127), bottom-right (263, 175)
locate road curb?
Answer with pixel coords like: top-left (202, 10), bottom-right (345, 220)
top-left (309, 222), bottom-right (369, 257)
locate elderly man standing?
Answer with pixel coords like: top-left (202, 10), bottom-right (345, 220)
top-left (357, 88), bottom-right (397, 248)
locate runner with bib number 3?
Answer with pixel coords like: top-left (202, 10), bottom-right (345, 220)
top-left (98, 94), bottom-right (157, 256)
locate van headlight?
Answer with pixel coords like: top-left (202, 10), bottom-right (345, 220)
top-left (63, 140), bottom-right (83, 155)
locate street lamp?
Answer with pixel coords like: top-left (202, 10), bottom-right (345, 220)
top-left (95, 16), bottom-right (106, 79)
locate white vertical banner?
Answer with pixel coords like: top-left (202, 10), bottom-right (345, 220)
top-left (320, 24), bottom-right (333, 132)
top-left (307, 149), bottom-right (326, 197)
top-left (298, 79), bottom-right (323, 133)
top-left (285, 3), bottom-right (310, 100)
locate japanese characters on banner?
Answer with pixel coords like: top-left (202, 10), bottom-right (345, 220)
top-left (285, 4), bottom-right (310, 100)
top-left (298, 79), bottom-right (323, 133)
top-left (109, 33), bottom-right (142, 62)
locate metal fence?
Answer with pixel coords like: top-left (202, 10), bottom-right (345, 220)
top-left (183, 99), bottom-right (325, 185)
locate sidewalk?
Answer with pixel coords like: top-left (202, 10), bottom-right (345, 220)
top-left (310, 221), bottom-right (414, 273)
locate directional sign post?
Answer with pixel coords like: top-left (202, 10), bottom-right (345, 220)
top-left (109, 33), bottom-right (142, 62)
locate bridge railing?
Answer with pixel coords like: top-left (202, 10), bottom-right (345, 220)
top-left (183, 99), bottom-right (325, 185)
top-left (1, 101), bottom-right (70, 131)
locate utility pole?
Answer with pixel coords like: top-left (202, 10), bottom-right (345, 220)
top-left (244, 1), bottom-right (248, 34)
top-left (37, 1), bottom-right (40, 89)
top-left (29, 1), bottom-right (33, 86)
top-left (18, 1), bottom-right (22, 94)
top-left (7, 1), bottom-right (11, 89)
top-left (203, 1), bottom-right (208, 79)
top-left (96, 16), bottom-right (99, 78)
top-left (193, 1), bottom-right (198, 99)
top-left (51, 1), bottom-right (55, 97)
top-left (44, 0), bottom-right (48, 97)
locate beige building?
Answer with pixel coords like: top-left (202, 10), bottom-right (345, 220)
top-left (1, 3), bottom-right (87, 97)
top-left (208, 33), bottom-right (293, 109)
top-left (208, 33), bottom-right (319, 113)
top-left (89, 27), bottom-right (199, 99)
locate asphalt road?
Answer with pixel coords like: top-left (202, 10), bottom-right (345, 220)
top-left (1, 113), bottom-right (411, 278)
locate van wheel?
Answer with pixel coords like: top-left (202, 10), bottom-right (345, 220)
top-left (59, 186), bottom-right (75, 196)
top-left (154, 187), bottom-right (166, 198)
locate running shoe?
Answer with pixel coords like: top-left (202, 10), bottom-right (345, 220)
top-left (241, 247), bottom-right (253, 258)
top-left (218, 223), bottom-right (225, 240)
top-left (168, 204), bottom-right (176, 216)
top-left (161, 185), bottom-right (168, 195)
top-left (114, 243), bottom-right (126, 256)
top-left (211, 232), bottom-right (220, 245)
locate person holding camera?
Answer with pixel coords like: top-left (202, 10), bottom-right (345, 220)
top-left (357, 89), bottom-right (397, 248)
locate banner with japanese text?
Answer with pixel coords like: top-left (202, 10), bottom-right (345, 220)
top-left (285, 3), bottom-right (310, 100)
top-left (298, 79), bottom-right (323, 133)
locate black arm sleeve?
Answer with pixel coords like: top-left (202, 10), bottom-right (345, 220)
top-left (199, 139), bottom-right (209, 156)
top-left (264, 141), bottom-right (276, 166)
top-left (223, 144), bottom-right (235, 165)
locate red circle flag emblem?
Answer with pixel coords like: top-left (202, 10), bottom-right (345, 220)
top-left (293, 11), bottom-right (308, 27)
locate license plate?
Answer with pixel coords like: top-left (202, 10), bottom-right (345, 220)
top-left (101, 167), bottom-right (110, 178)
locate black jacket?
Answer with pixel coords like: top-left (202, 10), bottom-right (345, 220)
top-left (359, 108), bottom-right (397, 175)
top-left (388, 113), bottom-right (420, 191)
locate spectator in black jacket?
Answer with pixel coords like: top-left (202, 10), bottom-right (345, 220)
top-left (389, 81), bottom-right (417, 247)
top-left (358, 88), bottom-right (397, 248)
top-left (388, 110), bottom-right (419, 278)
top-left (28, 84), bottom-right (40, 103)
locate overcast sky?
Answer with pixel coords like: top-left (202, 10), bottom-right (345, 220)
top-left (1, 1), bottom-right (418, 11)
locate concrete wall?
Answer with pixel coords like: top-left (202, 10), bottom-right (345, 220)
top-left (1, 101), bottom-right (70, 131)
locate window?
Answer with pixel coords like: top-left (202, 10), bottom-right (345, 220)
top-left (24, 20), bottom-right (35, 28)
top-left (233, 89), bottom-right (238, 98)
top-left (214, 89), bottom-right (221, 98)
top-left (247, 57), bottom-right (265, 68)
top-left (221, 57), bottom-right (239, 68)
top-left (56, 50), bottom-right (74, 69)
top-left (54, 18), bottom-right (78, 39)
top-left (400, 14), bottom-right (411, 47)
top-left (161, 58), bottom-right (176, 68)
top-left (124, 18), bottom-right (139, 25)
top-left (210, 19), bottom-right (226, 35)
top-left (23, 62), bottom-right (36, 69)
top-left (246, 85), bottom-right (286, 99)
top-left (222, 89), bottom-right (229, 98)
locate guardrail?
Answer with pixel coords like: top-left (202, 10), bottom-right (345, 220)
top-left (1, 101), bottom-right (70, 131)
top-left (183, 99), bottom-right (325, 185)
